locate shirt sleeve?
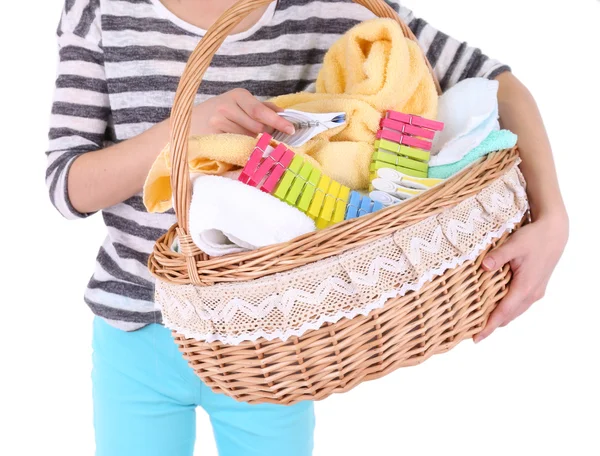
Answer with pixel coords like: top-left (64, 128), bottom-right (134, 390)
top-left (388, 1), bottom-right (511, 92)
top-left (46, 0), bottom-right (109, 219)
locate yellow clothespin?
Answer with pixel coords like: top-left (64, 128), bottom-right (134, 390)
top-left (307, 174), bottom-right (331, 221)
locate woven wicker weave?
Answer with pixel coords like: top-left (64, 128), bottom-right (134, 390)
top-left (148, 0), bottom-right (528, 404)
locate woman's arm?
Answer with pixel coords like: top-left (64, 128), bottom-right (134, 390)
top-left (496, 72), bottom-right (567, 220)
top-left (46, 2), bottom-right (292, 217)
top-left (389, 1), bottom-right (510, 90)
top-left (386, 2), bottom-right (568, 340)
top-left (474, 72), bottom-right (569, 342)
top-left (68, 90), bottom-right (293, 215)
top-left (66, 121), bottom-right (170, 215)
top-left (47, 1), bottom-right (293, 217)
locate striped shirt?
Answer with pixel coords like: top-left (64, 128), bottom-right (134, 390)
top-left (46, 0), bottom-right (510, 331)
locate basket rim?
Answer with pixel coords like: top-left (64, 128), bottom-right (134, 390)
top-left (148, 147), bottom-right (520, 286)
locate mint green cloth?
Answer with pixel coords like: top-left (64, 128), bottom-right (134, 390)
top-left (428, 130), bottom-right (518, 179)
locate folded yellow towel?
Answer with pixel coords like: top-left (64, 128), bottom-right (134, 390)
top-left (144, 18), bottom-right (437, 213)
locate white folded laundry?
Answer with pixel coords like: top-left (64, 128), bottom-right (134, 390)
top-left (430, 78), bottom-right (500, 166)
top-left (187, 175), bottom-right (316, 257)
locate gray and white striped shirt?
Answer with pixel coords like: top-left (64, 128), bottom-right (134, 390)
top-left (46, 0), bottom-right (510, 331)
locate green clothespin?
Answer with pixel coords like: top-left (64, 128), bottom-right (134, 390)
top-left (372, 150), bottom-right (429, 173)
top-left (369, 160), bottom-right (428, 178)
top-left (273, 155), bottom-right (304, 201)
top-left (297, 167), bottom-right (322, 213)
top-left (374, 138), bottom-right (430, 162)
top-left (286, 161), bottom-right (313, 206)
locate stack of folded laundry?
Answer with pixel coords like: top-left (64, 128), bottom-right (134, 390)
top-left (428, 78), bottom-right (518, 178)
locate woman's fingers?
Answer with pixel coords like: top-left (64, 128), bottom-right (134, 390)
top-left (475, 255), bottom-right (546, 343)
top-left (472, 216), bottom-right (567, 343)
top-left (233, 89), bottom-right (295, 134)
top-left (223, 104), bottom-right (266, 134)
top-left (262, 103), bottom-right (283, 133)
top-left (263, 101), bottom-right (284, 112)
top-left (217, 119), bottom-right (256, 137)
top-left (474, 280), bottom-right (525, 343)
top-left (481, 233), bottom-right (522, 272)
top-left (475, 231), bottom-right (528, 342)
top-left (208, 113), bottom-right (255, 136)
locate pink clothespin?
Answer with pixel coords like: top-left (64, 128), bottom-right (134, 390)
top-left (247, 143), bottom-right (288, 187)
top-left (260, 148), bottom-right (295, 193)
top-left (239, 133), bottom-right (272, 184)
top-left (386, 110), bottom-right (444, 132)
top-left (379, 117), bottom-right (436, 140)
top-left (377, 126), bottom-right (432, 151)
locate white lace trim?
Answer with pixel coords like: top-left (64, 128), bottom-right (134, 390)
top-left (155, 164), bottom-right (528, 345)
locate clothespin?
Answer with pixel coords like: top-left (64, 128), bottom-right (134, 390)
top-left (370, 190), bottom-right (404, 207)
top-left (247, 143), bottom-right (288, 187)
top-left (345, 191), bottom-right (362, 220)
top-left (376, 167), bottom-right (443, 190)
top-left (239, 133), bottom-right (272, 184)
top-left (369, 160), bottom-right (428, 178)
top-left (260, 148), bottom-right (294, 193)
top-left (372, 200), bottom-right (384, 212)
top-left (286, 161), bottom-right (313, 206)
top-left (297, 167), bottom-right (322, 213)
top-left (371, 177), bottom-right (424, 198)
top-left (273, 155), bottom-right (304, 200)
top-left (374, 137), bottom-right (430, 163)
top-left (358, 196), bottom-right (375, 217)
top-left (386, 110), bottom-right (444, 132)
top-left (308, 174), bottom-right (331, 220)
top-left (316, 180), bottom-right (341, 228)
top-left (371, 150), bottom-right (429, 174)
top-left (379, 117), bottom-right (436, 140)
top-left (375, 126), bottom-right (432, 151)
top-left (332, 185), bottom-right (350, 224)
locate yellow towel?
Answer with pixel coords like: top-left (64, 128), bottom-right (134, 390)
top-left (144, 18), bottom-right (437, 213)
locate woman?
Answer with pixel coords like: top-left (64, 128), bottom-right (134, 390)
top-left (46, 0), bottom-right (568, 454)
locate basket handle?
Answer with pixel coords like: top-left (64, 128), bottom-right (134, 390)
top-left (170, 0), bottom-right (442, 237)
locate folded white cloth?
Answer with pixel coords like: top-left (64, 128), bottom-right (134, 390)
top-left (188, 175), bottom-right (317, 257)
top-left (430, 78), bottom-right (500, 166)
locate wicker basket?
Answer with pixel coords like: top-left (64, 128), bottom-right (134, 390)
top-left (149, 0), bottom-right (529, 405)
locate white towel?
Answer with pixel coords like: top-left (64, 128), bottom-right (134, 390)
top-left (430, 78), bottom-right (500, 166)
top-left (188, 175), bottom-right (317, 256)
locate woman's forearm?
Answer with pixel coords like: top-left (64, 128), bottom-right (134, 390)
top-left (68, 120), bottom-right (170, 214)
top-left (476, 72), bottom-right (569, 341)
top-left (66, 89), bottom-right (292, 215)
top-left (495, 72), bottom-right (567, 222)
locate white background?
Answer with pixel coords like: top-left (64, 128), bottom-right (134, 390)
top-left (1, 0), bottom-right (599, 455)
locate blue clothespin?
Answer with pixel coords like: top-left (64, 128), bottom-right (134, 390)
top-left (358, 196), bottom-right (374, 217)
top-left (372, 200), bottom-right (384, 212)
top-left (345, 191), bottom-right (361, 220)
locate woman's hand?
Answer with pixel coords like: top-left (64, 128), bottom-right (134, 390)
top-left (191, 88), bottom-right (295, 137)
top-left (473, 209), bottom-right (569, 343)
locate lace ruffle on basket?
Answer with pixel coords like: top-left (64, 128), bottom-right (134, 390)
top-left (155, 164), bottom-right (528, 345)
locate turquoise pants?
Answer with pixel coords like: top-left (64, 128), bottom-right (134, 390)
top-left (92, 317), bottom-right (315, 456)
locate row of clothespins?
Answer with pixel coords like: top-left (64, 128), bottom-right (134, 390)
top-left (370, 110), bottom-right (445, 207)
top-left (238, 110), bottom-right (446, 229)
top-left (239, 133), bottom-right (383, 229)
